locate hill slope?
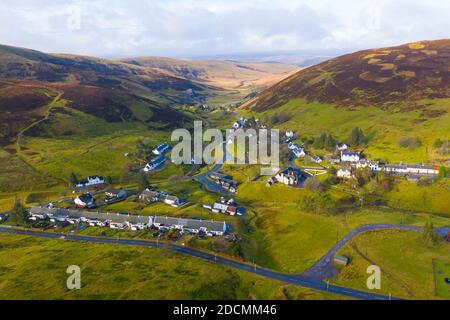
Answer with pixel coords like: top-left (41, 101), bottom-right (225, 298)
top-left (245, 39), bottom-right (450, 112)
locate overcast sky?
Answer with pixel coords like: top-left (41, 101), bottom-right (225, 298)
top-left (1, 0), bottom-right (449, 58)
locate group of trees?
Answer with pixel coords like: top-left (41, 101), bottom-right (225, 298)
top-left (10, 202), bottom-right (29, 226)
top-left (309, 127), bottom-right (367, 152)
top-left (299, 193), bottom-right (336, 215)
top-left (313, 133), bottom-right (337, 151)
top-left (347, 127), bottom-right (367, 147)
top-left (264, 112), bottom-right (291, 126)
top-left (434, 139), bottom-right (450, 155)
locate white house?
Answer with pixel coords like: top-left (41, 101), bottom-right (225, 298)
top-left (356, 160), bottom-right (380, 171)
top-left (152, 143), bottom-right (171, 156)
top-left (380, 164), bottom-right (439, 176)
top-left (144, 156), bottom-right (167, 172)
top-left (76, 176), bottom-right (105, 188)
top-left (311, 155), bottom-right (322, 164)
top-left (163, 195), bottom-right (180, 207)
top-left (341, 152), bottom-right (361, 163)
top-left (74, 194), bottom-right (95, 208)
top-left (274, 168), bottom-right (301, 186)
top-left (337, 143), bottom-right (349, 151)
top-left (293, 147), bottom-right (306, 158)
top-left (337, 166), bottom-right (355, 179)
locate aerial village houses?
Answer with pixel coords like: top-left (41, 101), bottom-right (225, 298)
top-left (29, 207), bottom-right (228, 236)
top-left (152, 143), bottom-right (171, 156)
top-left (163, 195), bottom-right (181, 207)
top-left (139, 189), bottom-right (182, 207)
top-left (337, 165), bottom-right (355, 179)
top-left (356, 160), bottom-right (380, 171)
top-left (105, 188), bottom-right (127, 199)
top-left (74, 193), bottom-right (96, 209)
top-left (209, 172), bottom-right (238, 193)
top-left (144, 156), bottom-right (168, 172)
top-left (267, 168), bottom-right (302, 187)
top-left (212, 202), bottom-right (239, 216)
top-left (380, 164), bottom-right (439, 176)
top-left (139, 189), bottom-right (160, 203)
top-left (311, 155), bottom-right (322, 164)
top-left (336, 143), bottom-right (349, 152)
top-left (288, 142), bottom-right (306, 158)
top-left (75, 176), bottom-right (105, 188)
top-left (341, 151), bottom-right (361, 163)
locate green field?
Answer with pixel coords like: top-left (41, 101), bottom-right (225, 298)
top-left (433, 259), bottom-right (450, 299)
top-left (0, 233), bottom-right (344, 300)
top-left (331, 229), bottom-right (450, 300)
top-left (232, 181), bottom-right (450, 274)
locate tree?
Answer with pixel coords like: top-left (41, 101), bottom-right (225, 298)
top-left (106, 176), bottom-right (113, 185)
top-left (355, 168), bottom-right (372, 187)
top-left (313, 133), bottom-right (336, 151)
top-left (422, 222), bottom-right (440, 246)
top-left (374, 172), bottom-right (395, 192)
top-left (69, 172), bottom-right (78, 186)
top-left (300, 193), bottom-right (336, 215)
top-left (10, 202), bottom-right (29, 226)
top-left (138, 173), bottom-right (150, 191)
top-left (327, 166), bottom-right (337, 175)
top-left (304, 177), bottom-right (325, 193)
top-left (439, 166), bottom-right (448, 178)
top-left (348, 127), bottom-right (366, 146)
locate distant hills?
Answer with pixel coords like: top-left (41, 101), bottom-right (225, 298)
top-left (0, 44), bottom-right (299, 145)
top-left (116, 56), bottom-right (299, 90)
top-left (245, 39), bottom-right (450, 112)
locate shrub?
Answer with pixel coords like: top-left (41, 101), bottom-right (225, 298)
top-left (299, 193), bottom-right (336, 215)
top-left (398, 136), bottom-right (422, 150)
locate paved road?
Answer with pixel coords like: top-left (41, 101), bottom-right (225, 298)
top-left (0, 226), bottom-right (402, 300)
top-left (303, 224), bottom-right (449, 280)
top-left (194, 143), bottom-right (236, 195)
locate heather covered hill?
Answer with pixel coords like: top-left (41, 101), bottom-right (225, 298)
top-left (245, 39), bottom-right (450, 112)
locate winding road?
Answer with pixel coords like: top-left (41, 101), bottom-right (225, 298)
top-left (3, 224), bottom-right (444, 300)
top-left (303, 224), bottom-right (449, 280)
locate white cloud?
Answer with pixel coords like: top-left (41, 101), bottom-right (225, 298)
top-left (0, 0), bottom-right (448, 57)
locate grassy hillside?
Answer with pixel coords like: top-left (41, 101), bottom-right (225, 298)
top-left (242, 98), bottom-right (450, 163)
top-left (241, 40), bottom-right (450, 163)
top-left (245, 39), bottom-right (450, 111)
